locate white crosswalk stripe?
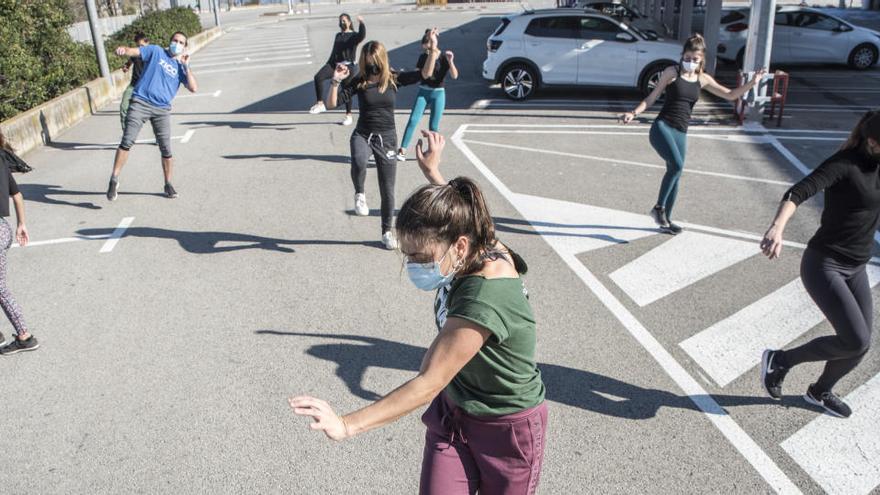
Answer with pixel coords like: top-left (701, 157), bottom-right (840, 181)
top-left (192, 25), bottom-right (314, 75)
top-left (781, 373), bottom-right (880, 495)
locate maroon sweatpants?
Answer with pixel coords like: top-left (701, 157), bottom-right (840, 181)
top-left (419, 392), bottom-right (549, 495)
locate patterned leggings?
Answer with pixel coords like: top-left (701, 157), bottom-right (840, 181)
top-left (0, 218), bottom-right (28, 336)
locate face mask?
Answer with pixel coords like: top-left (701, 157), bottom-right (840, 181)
top-left (406, 249), bottom-right (458, 291)
top-left (681, 60), bottom-right (699, 73)
top-left (365, 64), bottom-right (381, 76)
top-left (339, 21), bottom-right (347, 30)
top-left (169, 42), bottom-right (184, 56)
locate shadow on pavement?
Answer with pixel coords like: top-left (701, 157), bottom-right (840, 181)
top-left (222, 153), bottom-right (352, 163)
top-left (256, 331), bottom-right (816, 418)
top-left (76, 227), bottom-right (386, 253)
top-left (20, 184), bottom-right (168, 210)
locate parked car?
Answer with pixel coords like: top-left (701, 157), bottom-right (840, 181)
top-left (718, 6), bottom-right (880, 69)
top-left (483, 9), bottom-right (684, 100)
top-left (567, 0), bottom-right (671, 38)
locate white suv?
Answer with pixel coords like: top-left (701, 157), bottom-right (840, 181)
top-left (483, 9), bottom-right (685, 100)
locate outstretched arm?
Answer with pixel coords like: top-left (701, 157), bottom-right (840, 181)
top-left (290, 317), bottom-right (490, 440)
top-left (701, 69), bottom-right (767, 102)
top-left (416, 130), bottom-right (446, 185)
top-left (115, 46), bottom-right (141, 58)
top-left (621, 66), bottom-right (675, 123)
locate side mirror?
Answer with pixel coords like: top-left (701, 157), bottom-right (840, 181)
top-left (616, 32), bottom-right (636, 42)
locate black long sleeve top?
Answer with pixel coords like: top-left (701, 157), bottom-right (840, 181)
top-left (338, 71), bottom-right (422, 134)
top-left (783, 148), bottom-right (880, 265)
top-left (326, 23), bottom-right (366, 65)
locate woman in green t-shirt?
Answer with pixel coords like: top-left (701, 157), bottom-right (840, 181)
top-left (291, 130), bottom-right (548, 494)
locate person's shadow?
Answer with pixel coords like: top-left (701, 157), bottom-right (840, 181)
top-left (76, 227), bottom-right (384, 254)
top-left (257, 331), bottom-right (815, 419)
top-left (19, 184), bottom-right (163, 210)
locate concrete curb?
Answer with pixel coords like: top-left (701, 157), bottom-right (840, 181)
top-left (0, 26), bottom-right (224, 157)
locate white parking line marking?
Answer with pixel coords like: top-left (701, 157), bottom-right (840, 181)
top-left (610, 231), bottom-right (757, 307)
top-left (197, 61), bottom-right (312, 75)
top-left (681, 268), bottom-right (880, 387)
top-left (451, 124), bottom-right (802, 495)
top-left (462, 139), bottom-right (793, 186)
top-left (68, 133), bottom-right (195, 150)
top-left (192, 53), bottom-right (311, 69)
top-left (781, 373), bottom-right (880, 495)
top-left (100, 217), bottom-right (134, 253)
top-left (176, 90), bottom-right (222, 99)
top-left (12, 235), bottom-right (110, 249)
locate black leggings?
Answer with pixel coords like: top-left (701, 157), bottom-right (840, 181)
top-left (350, 130), bottom-right (397, 234)
top-left (779, 248), bottom-right (873, 393)
top-left (314, 63), bottom-right (352, 113)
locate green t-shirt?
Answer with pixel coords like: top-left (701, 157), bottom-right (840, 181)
top-left (434, 276), bottom-right (546, 416)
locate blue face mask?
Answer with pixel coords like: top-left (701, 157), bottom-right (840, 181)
top-left (169, 42), bottom-right (184, 56)
top-left (406, 249), bottom-right (458, 292)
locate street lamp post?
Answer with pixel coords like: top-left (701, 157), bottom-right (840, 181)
top-left (84, 0), bottom-right (112, 84)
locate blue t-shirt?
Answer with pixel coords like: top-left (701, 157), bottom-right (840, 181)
top-left (132, 45), bottom-right (188, 109)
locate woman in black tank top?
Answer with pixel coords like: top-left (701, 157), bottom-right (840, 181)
top-left (621, 34), bottom-right (765, 234)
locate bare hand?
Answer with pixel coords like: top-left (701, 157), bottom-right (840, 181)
top-left (289, 396), bottom-right (349, 441)
top-left (356, 15), bottom-right (364, 23)
top-left (416, 130), bottom-right (446, 182)
top-left (115, 46), bottom-right (127, 56)
top-left (760, 225), bottom-right (783, 260)
top-left (333, 63), bottom-right (350, 82)
top-left (620, 112), bottom-right (636, 124)
top-left (16, 224), bottom-right (28, 247)
top-left (444, 50), bottom-right (454, 62)
top-left (180, 54), bottom-right (190, 66)
top-left (429, 28), bottom-right (439, 49)
top-left (752, 68), bottom-right (768, 86)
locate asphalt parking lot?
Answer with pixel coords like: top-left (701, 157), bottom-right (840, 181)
top-left (1, 4), bottom-right (878, 494)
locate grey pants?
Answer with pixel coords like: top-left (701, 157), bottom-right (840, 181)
top-left (350, 130), bottom-right (397, 234)
top-left (119, 98), bottom-right (173, 158)
top-left (780, 247), bottom-right (874, 393)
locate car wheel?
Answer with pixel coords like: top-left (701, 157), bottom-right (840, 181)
top-left (848, 44), bottom-right (878, 70)
top-left (500, 64), bottom-right (537, 101)
top-left (639, 62), bottom-right (672, 96)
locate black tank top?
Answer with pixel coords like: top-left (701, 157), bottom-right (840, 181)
top-left (657, 66), bottom-right (701, 132)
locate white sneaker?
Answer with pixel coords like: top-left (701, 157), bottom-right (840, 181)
top-left (341, 115), bottom-right (353, 126)
top-left (382, 231), bottom-right (398, 250)
top-left (309, 102), bottom-right (326, 114)
top-left (354, 193), bottom-right (369, 216)
top-left (396, 150), bottom-right (407, 162)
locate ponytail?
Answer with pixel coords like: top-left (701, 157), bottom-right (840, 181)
top-left (841, 109), bottom-right (880, 152)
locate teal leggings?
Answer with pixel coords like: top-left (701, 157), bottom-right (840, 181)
top-left (400, 86), bottom-right (446, 150)
top-left (649, 118), bottom-right (688, 218)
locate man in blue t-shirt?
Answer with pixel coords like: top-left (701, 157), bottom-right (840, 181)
top-left (108, 31), bottom-right (198, 201)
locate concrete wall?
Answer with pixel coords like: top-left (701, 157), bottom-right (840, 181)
top-left (0, 26), bottom-right (223, 158)
top-left (67, 15), bottom-right (139, 44)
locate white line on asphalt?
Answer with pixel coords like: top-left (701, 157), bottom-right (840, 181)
top-left (192, 53), bottom-right (312, 69)
top-left (451, 124), bottom-right (802, 495)
top-left (68, 133), bottom-right (195, 150)
top-left (680, 267), bottom-right (880, 387)
top-left (197, 61), bottom-right (312, 75)
top-left (176, 90), bottom-right (223, 99)
top-left (781, 373), bottom-right (880, 495)
top-left (463, 123), bottom-right (744, 130)
top-left (461, 139), bottom-right (793, 186)
top-left (100, 217), bottom-right (134, 253)
top-left (195, 44), bottom-right (311, 59)
top-left (12, 235), bottom-right (110, 249)
top-left (610, 231), bottom-right (758, 307)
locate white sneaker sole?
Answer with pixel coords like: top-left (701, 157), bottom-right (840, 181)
top-left (803, 392), bottom-right (847, 418)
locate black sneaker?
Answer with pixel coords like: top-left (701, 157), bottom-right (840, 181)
top-left (804, 385), bottom-right (852, 418)
top-left (164, 183), bottom-right (178, 199)
top-left (663, 222), bottom-right (684, 235)
top-left (650, 206), bottom-right (670, 228)
top-left (761, 349), bottom-right (789, 400)
top-left (107, 178), bottom-right (119, 201)
top-left (0, 335), bottom-right (39, 355)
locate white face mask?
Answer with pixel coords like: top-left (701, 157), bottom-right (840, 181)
top-left (681, 60), bottom-right (699, 73)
